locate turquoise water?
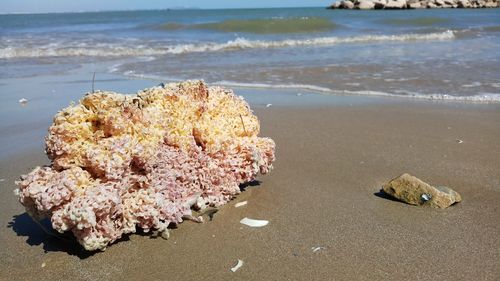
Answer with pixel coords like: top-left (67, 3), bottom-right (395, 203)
top-left (1, 8), bottom-right (500, 101)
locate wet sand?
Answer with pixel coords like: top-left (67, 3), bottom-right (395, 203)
top-left (1, 76), bottom-right (499, 280)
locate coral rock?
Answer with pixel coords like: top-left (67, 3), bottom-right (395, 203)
top-left (382, 173), bottom-right (461, 208)
top-left (16, 81), bottom-right (275, 251)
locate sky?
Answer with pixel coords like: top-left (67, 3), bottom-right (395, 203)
top-left (1, 0), bottom-right (330, 14)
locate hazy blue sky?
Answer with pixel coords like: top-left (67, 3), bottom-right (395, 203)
top-left (1, 0), bottom-right (329, 14)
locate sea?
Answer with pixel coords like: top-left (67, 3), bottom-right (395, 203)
top-left (1, 7), bottom-right (500, 101)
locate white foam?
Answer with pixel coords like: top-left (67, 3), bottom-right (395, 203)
top-left (0, 31), bottom-right (455, 59)
top-left (461, 82), bottom-right (482, 88)
top-left (384, 77), bottom-right (418, 82)
top-left (341, 90), bottom-right (500, 102)
top-left (114, 70), bottom-right (500, 103)
top-left (214, 81), bottom-right (500, 103)
top-left (214, 81), bottom-right (334, 93)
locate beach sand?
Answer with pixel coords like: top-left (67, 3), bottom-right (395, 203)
top-left (1, 75), bottom-right (499, 280)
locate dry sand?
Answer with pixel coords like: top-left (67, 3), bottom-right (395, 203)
top-left (1, 100), bottom-right (499, 280)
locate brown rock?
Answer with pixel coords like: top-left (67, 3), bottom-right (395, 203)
top-left (372, 0), bottom-right (387, 8)
top-left (484, 0), bottom-right (497, 7)
top-left (356, 0), bottom-right (377, 9)
top-left (385, 0), bottom-right (408, 8)
top-left (382, 173), bottom-right (462, 208)
top-left (408, 2), bottom-right (423, 7)
top-left (341, 0), bottom-right (356, 8)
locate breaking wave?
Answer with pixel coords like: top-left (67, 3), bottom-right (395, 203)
top-left (0, 30), bottom-right (455, 59)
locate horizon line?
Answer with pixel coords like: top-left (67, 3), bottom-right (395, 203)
top-left (0, 6), bottom-right (326, 16)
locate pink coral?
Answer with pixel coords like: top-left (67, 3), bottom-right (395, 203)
top-left (16, 81), bottom-right (275, 251)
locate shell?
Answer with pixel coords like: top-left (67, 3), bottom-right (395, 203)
top-left (230, 259), bottom-right (244, 272)
top-left (234, 201), bottom-right (248, 208)
top-left (240, 217), bottom-right (269, 227)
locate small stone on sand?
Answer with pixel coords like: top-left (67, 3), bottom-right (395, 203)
top-left (382, 173), bottom-right (462, 208)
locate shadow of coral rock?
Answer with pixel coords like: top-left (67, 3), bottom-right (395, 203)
top-left (239, 180), bottom-right (261, 191)
top-left (8, 213), bottom-right (96, 259)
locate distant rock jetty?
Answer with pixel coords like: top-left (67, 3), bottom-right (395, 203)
top-left (328, 0), bottom-right (498, 9)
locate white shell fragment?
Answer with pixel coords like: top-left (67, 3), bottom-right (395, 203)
top-left (266, 103), bottom-right (272, 107)
top-left (240, 217), bottom-right (269, 227)
top-left (0, 178), bottom-right (5, 182)
top-left (235, 201), bottom-right (248, 208)
top-left (312, 246), bottom-right (325, 253)
top-left (456, 139), bottom-right (463, 144)
top-left (230, 259), bottom-right (244, 272)
top-left (19, 98), bottom-right (28, 104)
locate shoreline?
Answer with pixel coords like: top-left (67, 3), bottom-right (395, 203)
top-left (1, 67), bottom-right (500, 280)
top-left (1, 62), bottom-right (499, 161)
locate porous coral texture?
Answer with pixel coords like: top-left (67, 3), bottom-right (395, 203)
top-left (16, 81), bottom-right (275, 251)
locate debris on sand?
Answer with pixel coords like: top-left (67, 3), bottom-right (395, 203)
top-left (240, 217), bottom-right (269, 227)
top-left (230, 259), bottom-right (244, 272)
top-left (235, 201), bottom-right (248, 208)
top-left (311, 246), bottom-right (325, 253)
top-left (382, 173), bottom-right (461, 208)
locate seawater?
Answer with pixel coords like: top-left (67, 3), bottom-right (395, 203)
top-left (1, 7), bottom-right (500, 101)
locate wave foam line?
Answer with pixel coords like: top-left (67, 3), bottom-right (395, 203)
top-left (342, 90), bottom-right (500, 102)
top-left (214, 81), bottom-right (500, 103)
top-left (214, 81), bottom-right (334, 93)
top-left (0, 30), bottom-right (455, 58)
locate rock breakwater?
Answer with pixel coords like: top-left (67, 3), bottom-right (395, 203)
top-left (328, 0), bottom-right (498, 9)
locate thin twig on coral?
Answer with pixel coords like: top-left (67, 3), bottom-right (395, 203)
top-left (92, 72), bottom-right (96, 93)
top-left (239, 114), bottom-right (247, 135)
